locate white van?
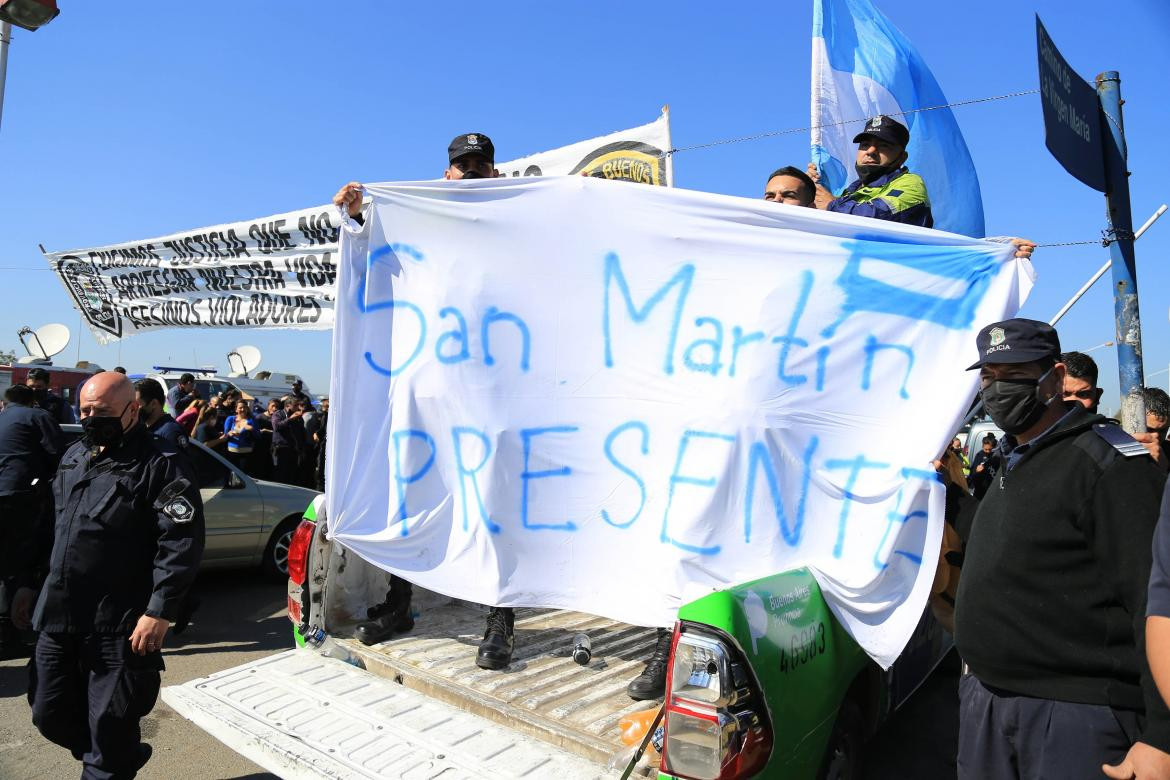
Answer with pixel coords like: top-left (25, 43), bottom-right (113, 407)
top-left (227, 370), bottom-right (319, 409)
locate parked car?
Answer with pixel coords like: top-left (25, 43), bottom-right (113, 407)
top-left (60, 424), bottom-right (320, 577)
top-left (962, 419), bottom-right (1004, 461)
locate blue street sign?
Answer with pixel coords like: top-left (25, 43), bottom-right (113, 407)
top-left (1036, 16), bottom-right (1106, 192)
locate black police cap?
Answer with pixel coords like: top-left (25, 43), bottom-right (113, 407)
top-left (966, 318), bottom-right (1062, 370)
top-left (448, 133), bottom-right (495, 164)
top-left (852, 115), bottom-right (910, 148)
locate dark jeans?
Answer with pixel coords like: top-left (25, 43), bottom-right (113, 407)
top-left (958, 672), bottom-right (1138, 780)
top-left (272, 446), bottom-right (298, 485)
top-left (29, 632), bottom-right (163, 779)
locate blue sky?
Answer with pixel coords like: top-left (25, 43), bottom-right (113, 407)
top-left (2, 0), bottom-right (1167, 413)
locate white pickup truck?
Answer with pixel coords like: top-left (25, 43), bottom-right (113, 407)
top-left (163, 496), bottom-right (951, 779)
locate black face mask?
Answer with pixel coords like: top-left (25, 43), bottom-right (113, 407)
top-left (458, 168), bottom-right (484, 180)
top-left (855, 162), bottom-right (897, 185)
top-left (981, 368), bottom-right (1056, 435)
top-left (81, 401), bottom-right (133, 449)
top-left (31, 387), bottom-right (48, 401)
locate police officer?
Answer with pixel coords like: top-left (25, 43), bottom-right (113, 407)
top-left (809, 114), bottom-right (933, 227)
top-left (135, 378), bottom-right (191, 455)
top-left (27, 372), bottom-right (204, 779)
top-left (331, 133), bottom-right (501, 660)
top-left (954, 320), bottom-right (1170, 779)
top-left (0, 384), bottom-right (61, 658)
top-left (26, 367), bottom-right (76, 424)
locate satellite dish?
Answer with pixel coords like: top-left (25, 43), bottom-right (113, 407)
top-left (226, 345), bottom-right (262, 376)
top-left (18, 323), bottom-right (71, 359)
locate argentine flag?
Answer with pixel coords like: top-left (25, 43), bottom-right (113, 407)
top-left (812, 0), bottom-right (985, 237)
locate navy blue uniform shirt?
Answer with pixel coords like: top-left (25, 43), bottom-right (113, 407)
top-left (1150, 482), bottom-right (1170, 619)
top-left (148, 412), bottom-right (190, 454)
top-left (34, 390), bottom-right (76, 425)
top-left (0, 403), bottom-right (62, 496)
top-left (32, 424), bottom-right (205, 633)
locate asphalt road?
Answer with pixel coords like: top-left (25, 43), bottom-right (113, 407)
top-left (0, 569), bottom-right (287, 780)
top-left (0, 569), bottom-right (962, 779)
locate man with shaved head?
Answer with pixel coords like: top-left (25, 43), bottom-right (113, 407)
top-left (26, 371), bottom-right (204, 779)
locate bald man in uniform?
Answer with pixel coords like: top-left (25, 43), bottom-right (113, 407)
top-left (26, 372), bottom-right (204, 779)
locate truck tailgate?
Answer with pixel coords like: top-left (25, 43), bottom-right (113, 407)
top-left (162, 648), bottom-right (609, 780)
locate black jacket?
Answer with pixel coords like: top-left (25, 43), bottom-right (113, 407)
top-left (955, 405), bottom-right (1170, 750)
top-left (0, 402), bottom-right (62, 496)
top-left (34, 390), bottom-right (75, 424)
top-left (32, 424), bottom-right (205, 633)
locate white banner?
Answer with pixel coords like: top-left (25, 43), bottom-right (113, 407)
top-left (43, 111), bottom-right (673, 344)
top-left (326, 176), bottom-right (1033, 667)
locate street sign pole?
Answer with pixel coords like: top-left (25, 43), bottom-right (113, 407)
top-left (0, 22), bottom-right (11, 132)
top-left (1096, 71), bottom-right (1144, 399)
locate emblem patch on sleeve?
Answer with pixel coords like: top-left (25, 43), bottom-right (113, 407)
top-left (163, 496), bottom-right (196, 523)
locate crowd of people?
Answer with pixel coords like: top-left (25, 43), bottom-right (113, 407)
top-left (155, 371), bottom-right (328, 490)
top-left (1, 114), bottom-right (1168, 778)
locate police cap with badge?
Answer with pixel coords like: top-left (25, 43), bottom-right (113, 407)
top-left (966, 318), bottom-right (1060, 370)
top-left (853, 115), bottom-right (910, 148)
top-left (448, 132), bottom-right (494, 164)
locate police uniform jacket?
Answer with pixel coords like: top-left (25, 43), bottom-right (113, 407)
top-left (35, 390), bottom-right (76, 425)
top-left (955, 404), bottom-right (1170, 750)
top-left (148, 413), bottom-right (190, 454)
top-left (827, 166), bottom-right (933, 228)
top-left (0, 403), bottom-right (62, 497)
top-left (32, 423), bottom-right (205, 634)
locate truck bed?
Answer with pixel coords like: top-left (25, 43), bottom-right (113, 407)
top-left (336, 596), bottom-right (663, 767)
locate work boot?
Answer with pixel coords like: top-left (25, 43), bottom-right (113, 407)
top-left (627, 628), bottom-right (672, 700)
top-left (476, 607), bottom-right (515, 670)
top-left (353, 586), bottom-right (414, 646)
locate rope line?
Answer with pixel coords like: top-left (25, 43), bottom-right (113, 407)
top-left (665, 89), bottom-right (1040, 155)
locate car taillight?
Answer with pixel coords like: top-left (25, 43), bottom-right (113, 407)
top-left (661, 623), bottom-right (773, 780)
top-left (287, 594), bottom-right (302, 624)
top-left (287, 519), bottom-right (315, 584)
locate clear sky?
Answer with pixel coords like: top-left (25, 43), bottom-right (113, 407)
top-left (2, 0), bottom-right (1167, 413)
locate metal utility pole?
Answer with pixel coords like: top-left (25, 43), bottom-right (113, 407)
top-left (1096, 71), bottom-right (1144, 399)
top-left (0, 22), bottom-right (11, 132)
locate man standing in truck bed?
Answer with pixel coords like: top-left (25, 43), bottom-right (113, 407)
top-left (332, 133), bottom-right (509, 667)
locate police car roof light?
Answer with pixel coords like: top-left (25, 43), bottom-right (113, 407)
top-left (152, 366), bottom-right (219, 376)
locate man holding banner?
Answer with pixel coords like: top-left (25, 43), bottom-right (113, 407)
top-left (811, 114), bottom-right (934, 228)
top-left (334, 134), bottom-right (527, 665)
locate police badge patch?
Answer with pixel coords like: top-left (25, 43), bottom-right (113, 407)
top-left (163, 496), bottom-right (195, 523)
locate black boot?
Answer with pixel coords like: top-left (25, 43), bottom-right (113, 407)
top-left (476, 607), bottom-right (514, 670)
top-left (627, 628), bottom-right (672, 700)
top-left (353, 578), bottom-right (414, 645)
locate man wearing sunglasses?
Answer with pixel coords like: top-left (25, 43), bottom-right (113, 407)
top-left (954, 319), bottom-right (1170, 780)
top-left (1062, 350), bottom-right (1166, 468)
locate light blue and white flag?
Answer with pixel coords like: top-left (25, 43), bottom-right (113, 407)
top-left (812, 0), bottom-right (985, 237)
